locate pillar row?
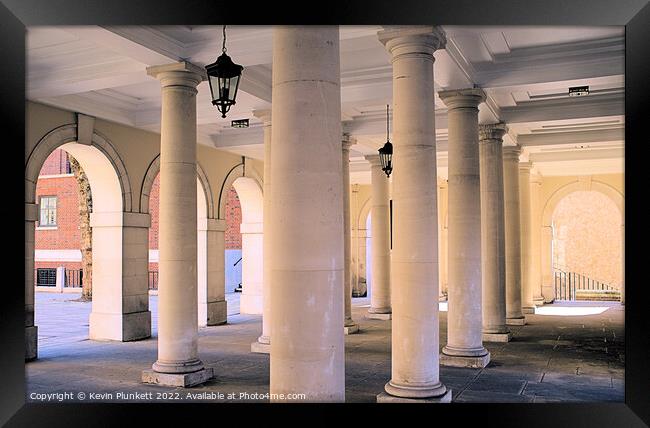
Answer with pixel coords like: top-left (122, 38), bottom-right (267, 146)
top-left (439, 87), bottom-right (490, 368)
top-left (376, 25), bottom-right (450, 403)
top-left (503, 146), bottom-right (526, 325)
top-left (365, 154), bottom-right (391, 319)
top-left (478, 123), bottom-right (511, 342)
top-left (142, 61), bottom-right (213, 387)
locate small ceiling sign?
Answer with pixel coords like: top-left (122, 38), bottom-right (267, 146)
top-left (568, 86), bottom-right (589, 97)
top-left (231, 119), bottom-right (249, 128)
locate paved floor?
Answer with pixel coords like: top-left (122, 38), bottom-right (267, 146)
top-left (28, 292), bottom-right (624, 403)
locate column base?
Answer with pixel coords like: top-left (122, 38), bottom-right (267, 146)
top-left (506, 317), bottom-right (527, 326)
top-left (344, 323), bottom-right (360, 335)
top-left (367, 312), bottom-right (392, 320)
top-left (377, 389), bottom-right (452, 403)
top-left (482, 332), bottom-right (512, 342)
top-left (25, 325), bottom-right (38, 361)
top-left (441, 349), bottom-right (491, 368)
top-left (142, 367), bottom-right (214, 388)
top-left (522, 306), bottom-right (536, 314)
top-left (89, 311), bottom-right (151, 341)
top-left (251, 341), bottom-right (271, 354)
top-left (205, 300), bottom-right (227, 326)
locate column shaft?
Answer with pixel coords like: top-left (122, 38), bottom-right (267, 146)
top-left (25, 203), bottom-right (38, 360)
top-left (503, 146), bottom-right (525, 324)
top-left (519, 162), bottom-right (535, 313)
top-left (438, 181), bottom-right (448, 300)
top-left (479, 124), bottom-right (510, 342)
top-left (143, 62), bottom-right (213, 387)
top-left (366, 155), bottom-right (391, 317)
top-left (377, 26), bottom-right (449, 402)
top-left (343, 135), bottom-right (359, 333)
top-left (439, 88), bottom-right (490, 368)
top-left (269, 26), bottom-right (345, 402)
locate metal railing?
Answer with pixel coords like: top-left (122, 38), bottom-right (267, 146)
top-left (35, 268), bottom-right (56, 287)
top-left (553, 267), bottom-right (617, 301)
top-left (148, 270), bottom-right (159, 290)
top-left (64, 268), bottom-right (83, 287)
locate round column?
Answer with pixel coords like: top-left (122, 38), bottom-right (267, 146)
top-left (269, 26), bottom-right (345, 402)
top-left (142, 62), bottom-right (213, 387)
top-left (25, 202), bottom-right (39, 361)
top-left (503, 146), bottom-right (526, 325)
top-left (519, 161), bottom-right (535, 313)
top-left (252, 109), bottom-right (272, 353)
top-left (439, 88), bottom-right (490, 368)
top-left (365, 154), bottom-right (391, 319)
top-left (376, 26), bottom-right (450, 402)
top-left (343, 135), bottom-right (359, 334)
top-left (479, 123), bottom-right (511, 342)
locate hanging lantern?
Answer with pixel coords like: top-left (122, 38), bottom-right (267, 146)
top-left (378, 104), bottom-right (393, 177)
top-left (205, 25), bottom-right (244, 118)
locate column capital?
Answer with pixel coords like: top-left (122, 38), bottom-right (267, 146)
top-left (253, 109), bottom-right (272, 126)
top-left (438, 88), bottom-right (486, 109)
top-left (378, 26), bottom-right (446, 60)
top-left (502, 145), bottom-right (522, 162)
top-left (342, 133), bottom-right (356, 151)
top-left (519, 161), bottom-right (533, 173)
top-left (365, 154), bottom-right (382, 167)
top-left (147, 61), bottom-right (206, 89)
top-left (479, 122), bottom-right (507, 143)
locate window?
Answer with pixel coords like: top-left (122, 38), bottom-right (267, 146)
top-left (36, 268), bottom-right (56, 287)
top-left (39, 196), bottom-right (57, 227)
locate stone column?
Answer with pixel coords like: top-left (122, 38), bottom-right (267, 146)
top-left (251, 109), bottom-right (272, 354)
top-left (269, 26), bottom-right (345, 402)
top-left (197, 218), bottom-right (227, 327)
top-left (25, 202), bottom-right (38, 361)
top-left (343, 134), bottom-right (360, 334)
top-left (438, 180), bottom-right (449, 300)
top-left (376, 26), bottom-right (451, 403)
top-left (503, 146), bottom-right (526, 325)
top-left (365, 154), bottom-right (391, 320)
top-left (530, 173), bottom-right (545, 306)
top-left (439, 87), bottom-right (490, 369)
top-left (142, 61), bottom-right (213, 387)
top-left (240, 221), bottom-right (264, 314)
top-left (519, 162), bottom-right (535, 313)
top-left (478, 123), bottom-right (511, 342)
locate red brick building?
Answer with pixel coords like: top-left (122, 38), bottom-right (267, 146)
top-left (34, 149), bottom-right (243, 288)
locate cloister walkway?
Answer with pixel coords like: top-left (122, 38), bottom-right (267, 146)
top-left (28, 292), bottom-right (624, 403)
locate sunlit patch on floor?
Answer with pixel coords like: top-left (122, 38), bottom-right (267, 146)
top-left (534, 306), bottom-right (609, 316)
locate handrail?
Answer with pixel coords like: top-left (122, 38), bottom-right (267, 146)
top-left (553, 267), bottom-right (618, 301)
top-left (233, 257), bottom-right (242, 266)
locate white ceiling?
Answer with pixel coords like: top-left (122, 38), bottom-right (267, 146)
top-left (26, 25), bottom-right (625, 185)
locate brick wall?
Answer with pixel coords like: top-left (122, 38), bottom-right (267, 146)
top-left (148, 174), bottom-right (160, 250)
top-left (225, 186), bottom-right (242, 249)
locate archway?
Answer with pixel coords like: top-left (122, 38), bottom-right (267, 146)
top-left (540, 179), bottom-right (624, 303)
top-left (25, 124), bottom-right (146, 361)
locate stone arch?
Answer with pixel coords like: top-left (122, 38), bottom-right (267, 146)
top-left (216, 160), bottom-right (264, 220)
top-left (139, 154), bottom-right (214, 219)
top-left (539, 178), bottom-right (624, 303)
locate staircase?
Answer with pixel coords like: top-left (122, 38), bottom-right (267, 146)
top-left (553, 267), bottom-right (621, 301)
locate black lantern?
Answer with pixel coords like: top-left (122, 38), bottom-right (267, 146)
top-left (205, 25), bottom-right (244, 118)
top-left (378, 104), bottom-right (393, 177)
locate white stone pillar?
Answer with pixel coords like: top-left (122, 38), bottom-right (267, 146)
top-left (376, 26), bottom-right (451, 403)
top-left (502, 146), bottom-right (526, 325)
top-left (479, 123), bottom-right (511, 342)
top-left (519, 161), bottom-right (535, 313)
top-left (438, 180), bottom-right (449, 300)
top-left (198, 218), bottom-right (227, 327)
top-left (365, 154), bottom-right (391, 320)
top-left (142, 61), bottom-right (213, 387)
top-left (530, 173), bottom-right (545, 306)
top-left (343, 134), bottom-right (360, 334)
top-left (251, 109), bottom-right (272, 354)
top-left (269, 26), bottom-right (345, 402)
top-left (541, 225), bottom-right (554, 303)
top-left (439, 88), bottom-right (490, 369)
top-left (240, 221), bottom-right (264, 314)
top-left (25, 202), bottom-right (38, 360)
top-left (89, 211), bottom-right (152, 341)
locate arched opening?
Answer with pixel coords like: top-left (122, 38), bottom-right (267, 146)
top-left (27, 136), bottom-right (134, 359)
top-left (550, 190), bottom-right (623, 302)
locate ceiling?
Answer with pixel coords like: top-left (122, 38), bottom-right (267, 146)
top-left (26, 25), bottom-right (625, 184)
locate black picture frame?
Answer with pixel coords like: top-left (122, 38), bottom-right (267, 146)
top-left (1, 0), bottom-right (646, 425)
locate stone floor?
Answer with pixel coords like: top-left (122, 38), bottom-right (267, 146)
top-left (27, 292), bottom-right (624, 403)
